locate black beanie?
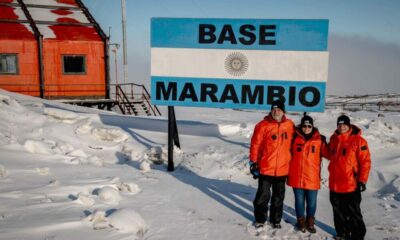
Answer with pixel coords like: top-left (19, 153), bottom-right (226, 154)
top-left (270, 100), bottom-right (285, 112)
top-left (337, 115), bottom-right (350, 126)
top-left (301, 115), bottom-right (314, 126)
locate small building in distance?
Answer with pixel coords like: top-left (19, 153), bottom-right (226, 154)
top-left (0, 0), bottom-right (109, 99)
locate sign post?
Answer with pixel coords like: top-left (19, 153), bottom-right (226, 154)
top-left (167, 106), bottom-right (180, 171)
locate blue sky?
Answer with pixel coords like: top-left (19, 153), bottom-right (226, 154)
top-left (83, 0), bottom-right (400, 95)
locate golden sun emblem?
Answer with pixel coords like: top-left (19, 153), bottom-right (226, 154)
top-left (225, 52), bottom-right (249, 76)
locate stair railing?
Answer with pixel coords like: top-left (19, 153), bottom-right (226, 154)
top-left (112, 83), bottom-right (161, 116)
top-left (141, 85), bottom-right (161, 116)
top-left (115, 85), bottom-right (136, 115)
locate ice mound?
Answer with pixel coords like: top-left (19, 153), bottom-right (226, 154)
top-left (66, 155), bottom-right (104, 166)
top-left (57, 142), bottom-right (75, 154)
top-left (97, 186), bottom-right (120, 204)
top-left (44, 108), bottom-right (79, 123)
top-left (91, 128), bottom-right (129, 143)
top-left (74, 118), bottom-right (93, 134)
top-left (144, 146), bottom-right (164, 164)
top-left (76, 192), bottom-right (95, 206)
top-left (0, 94), bottom-right (11, 104)
top-left (116, 181), bottom-right (141, 194)
top-left (139, 160), bottom-right (151, 172)
top-left (24, 140), bottom-right (55, 155)
top-left (108, 208), bottom-right (147, 236)
top-left (0, 94), bottom-right (21, 108)
top-left (87, 209), bottom-right (108, 230)
top-left (67, 149), bottom-right (88, 158)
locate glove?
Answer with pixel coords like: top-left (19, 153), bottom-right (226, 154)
top-left (249, 161), bottom-right (260, 179)
top-left (358, 182), bottom-right (366, 192)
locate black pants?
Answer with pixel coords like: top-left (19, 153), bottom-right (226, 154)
top-left (253, 175), bottom-right (286, 224)
top-left (330, 191), bottom-right (366, 240)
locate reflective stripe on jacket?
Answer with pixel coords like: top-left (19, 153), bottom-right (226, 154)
top-left (250, 114), bottom-right (295, 177)
top-left (287, 128), bottom-right (329, 190)
top-left (328, 125), bottom-right (371, 193)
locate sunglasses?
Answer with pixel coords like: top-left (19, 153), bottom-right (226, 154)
top-left (302, 124), bottom-right (313, 129)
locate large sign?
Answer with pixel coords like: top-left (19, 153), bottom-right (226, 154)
top-left (151, 18), bottom-right (329, 112)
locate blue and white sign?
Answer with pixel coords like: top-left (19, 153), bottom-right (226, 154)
top-left (151, 18), bottom-right (329, 112)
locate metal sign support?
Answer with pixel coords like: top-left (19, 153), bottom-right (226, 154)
top-left (168, 106), bottom-right (180, 171)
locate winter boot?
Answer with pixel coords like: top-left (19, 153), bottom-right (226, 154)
top-left (296, 217), bottom-right (306, 232)
top-left (306, 216), bottom-right (316, 233)
top-left (272, 223), bottom-right (281, 229)
top-left (333, 237), bottom-right (347, 240)
top-left (254, 222), bottom-right (264, 231)
top-left (333, 232), bottom-right (350, 240)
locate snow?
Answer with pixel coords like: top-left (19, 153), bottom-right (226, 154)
top-left (108, 208), bottom-right (147, 235)
top-left (44, 107), bottom-right (79, 122)
top-left (0, 88), bottom-right (399, 239)
top-left (97, 186), bottom-right (121, 204)
top-left (91, 127), bottom-right (129, 143)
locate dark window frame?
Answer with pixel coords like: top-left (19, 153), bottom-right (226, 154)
top-left (0, 53), bottom-right (19, 75)
top-left (62, 55), bottom-right (87, 75)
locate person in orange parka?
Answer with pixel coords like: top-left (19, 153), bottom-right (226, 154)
top-left (328, 115), bottom-right (371, 240)
top-left (287, 115), bottom-right (329, 234)
top-left (249, 100), bottom-right (295, 229)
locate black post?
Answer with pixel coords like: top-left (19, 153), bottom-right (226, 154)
top-left (168, 106), bottom-right (175, 171)
top-left (172, 108), bottom-right (180, 149)
top-left (168, 106), bottom-right (181, 171)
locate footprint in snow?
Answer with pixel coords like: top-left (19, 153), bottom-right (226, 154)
top-left (372, 224), bottom-right (400, 234)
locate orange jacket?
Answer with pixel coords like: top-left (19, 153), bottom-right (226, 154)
top-left (287, 128), bottom-right (329, 190)
top-left (328, 125), bottom-right (371, 193)
top-left (250, 114), bottom-right (295, 177)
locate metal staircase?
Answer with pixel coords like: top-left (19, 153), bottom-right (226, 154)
top-left (113, 83), bottom-right (161, 116)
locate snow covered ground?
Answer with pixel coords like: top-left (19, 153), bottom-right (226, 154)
top-left (0, 89), bottom-right (399, 240)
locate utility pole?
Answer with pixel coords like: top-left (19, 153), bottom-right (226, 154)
top-left (121, 0), bottom-right (128, 85)
top-left (113, 48), bottom-right (118, 85)
top-left (110, 44), bottom-right (120, 84)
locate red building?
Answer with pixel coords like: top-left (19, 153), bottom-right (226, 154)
top-left (0, 0), bottom-right (109, 99)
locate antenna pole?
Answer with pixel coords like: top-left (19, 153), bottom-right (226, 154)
top-left (121, 0), bottom-right (128, 84)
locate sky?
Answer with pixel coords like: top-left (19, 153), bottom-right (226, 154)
top-left (82, 0), bottom-right (400, 95)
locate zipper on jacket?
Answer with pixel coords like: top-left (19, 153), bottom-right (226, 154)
top-left (275, 122), bottom-right (281, 176)
top-left (300, 139), bottom-right (305, 188)
top-left (301, 138), bottom-right (310, 188)
top-left (333, 141), bottom-right (342, 191)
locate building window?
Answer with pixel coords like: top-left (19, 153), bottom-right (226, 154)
top-left (0, 54), bottom-right (18, 74)
top-left (62, 55), bottom-right (86, 74)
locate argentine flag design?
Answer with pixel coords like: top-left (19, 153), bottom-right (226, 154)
top-left (151, 18), bottom-right (329, 112)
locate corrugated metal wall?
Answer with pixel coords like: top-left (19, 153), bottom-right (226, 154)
top-left (43, 40), bottom-right (105, 99)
